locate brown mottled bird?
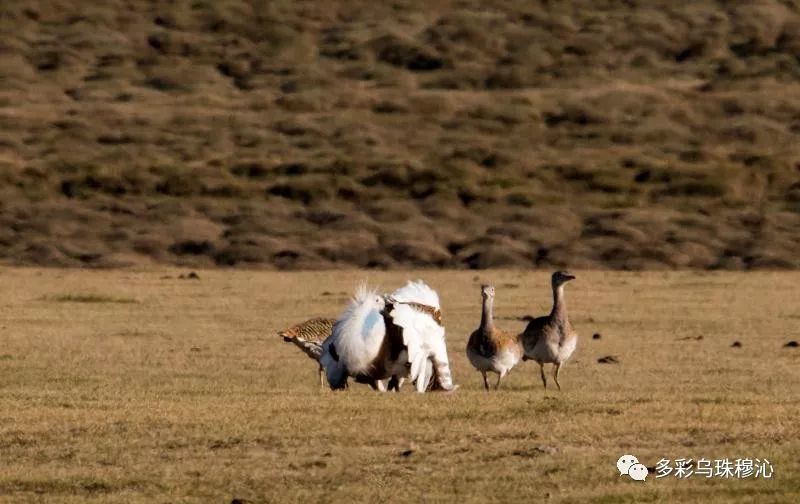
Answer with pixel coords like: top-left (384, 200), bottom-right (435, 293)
top-left (520, 271), bottom-right (578, 390)
top-left (466, 285), bottom-right (523, 390)
top-left (278, 317), bottom-right (335, 387)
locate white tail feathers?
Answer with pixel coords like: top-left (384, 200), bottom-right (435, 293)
top-left (321, 280), bottom-right (455, 392)
top-left (386, 281), bottom-right (454, 392)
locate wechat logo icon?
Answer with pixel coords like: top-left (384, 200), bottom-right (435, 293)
top-left (618, 454), bottom-right (648, 481)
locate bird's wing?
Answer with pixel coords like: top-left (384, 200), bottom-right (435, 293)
top-left (386, 304), bottom-right (425, 386)
top-left (293, 338), bottom-right (323, 361)
top-left (521, 316), bottom-right (548, 348)
top-left (298, 317), bottom-right (336, 343)
top-left (387, 303), bottom-right (453, 392)
top-left (389, 280), bottom-right (441, 309)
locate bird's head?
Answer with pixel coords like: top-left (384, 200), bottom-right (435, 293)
top-left (371, 293), bottom-right (386, 312)
top-left (551, 271), bottom-right (576, 288)
top-left (481, 284), bottom-right (495, 300)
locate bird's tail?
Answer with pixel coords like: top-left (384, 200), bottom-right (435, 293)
top-left (387, 302), bottom-right (456, 393)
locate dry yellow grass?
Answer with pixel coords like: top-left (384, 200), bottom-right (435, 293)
top-left (0, 267), bottom-right (798, 502)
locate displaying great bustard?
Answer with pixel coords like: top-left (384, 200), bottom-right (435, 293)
top-left (320, 281), bottom-right (456, 393)
top-left (520, 271), bottom-right (578, 390)
top-left (278, 317), bottom-right (335, 387)
top-left (466, 284), bottom-right (523, 390)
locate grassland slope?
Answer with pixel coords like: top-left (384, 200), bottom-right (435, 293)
top-left (2, 1), bottom-right (800, 269)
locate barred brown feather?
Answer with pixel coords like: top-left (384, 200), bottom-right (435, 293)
top-left (279, 317), bottom-right (337, 388)
top-left (278, 317), bottom-right (335, 345)
top-left (393, 301), bottom-right (442, 326)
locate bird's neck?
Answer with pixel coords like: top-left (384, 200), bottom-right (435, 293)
top-left (480, 296), bottom-right (494, 331)
top-left (551, 284), bottom-right (567, 323)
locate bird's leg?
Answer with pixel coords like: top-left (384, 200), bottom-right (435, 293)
top-left (481, 371), bottom-right (489, 391)
top-left (553, 363), bottom-right (562, 391)
top-left (318, 365), bottom-right (324, 388)
top-left (539, 362), bottom-right (547, 389)
top-left (387, 375), bottom-right (403, 392)
top-left (495, 371), bottom-right (504, 390)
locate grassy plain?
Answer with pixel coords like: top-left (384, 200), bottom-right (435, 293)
top-left (0, 267), bottom-right (798, 503)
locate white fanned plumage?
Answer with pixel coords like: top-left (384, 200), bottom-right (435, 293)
top-left (320, 284), bottom-right (386, 389)
top-left (385, 281), bottom-right (455, 392)
top-left (389, 280), bottom-right (441, 308)
top-left (320, 280), bottom-right (456, 392)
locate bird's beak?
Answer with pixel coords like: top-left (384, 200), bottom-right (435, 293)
top-left (565, 274), bottom-right (576, 281)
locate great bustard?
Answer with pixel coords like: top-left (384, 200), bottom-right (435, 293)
top-left (320, 281), bottom-right (457, 393)
top-left (466, 285), bottom-right (523, 390)
top-left (278, 317), bottom-right (335, 387)
top-left (520, 271), bottom-right (578, 390)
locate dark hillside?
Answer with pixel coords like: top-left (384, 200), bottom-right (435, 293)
top-left (1, 0), bottom-right (800, 269)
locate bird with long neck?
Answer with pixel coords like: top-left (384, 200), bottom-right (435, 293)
top-left (520, 271), bottom-right (578, 390)
top-left (551, 275), bottom-right (570, 326)
top-left (479, 285), bottom-right (495, 336)
top-left (466, 284), bottom-right (523, 390)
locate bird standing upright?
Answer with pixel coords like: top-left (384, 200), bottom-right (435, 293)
top-left (520, 271), bottom-right (578, 390)
top-left (466, 285), bottom-right (523, 390)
